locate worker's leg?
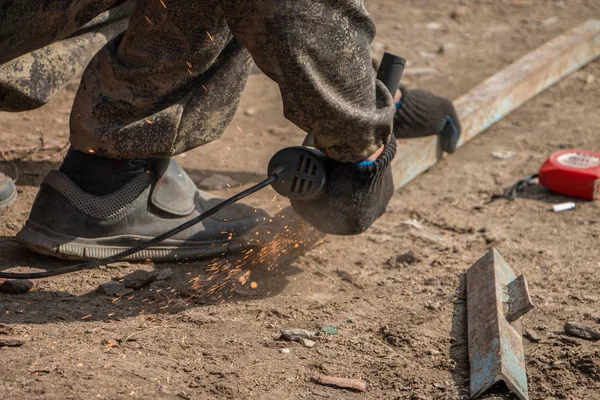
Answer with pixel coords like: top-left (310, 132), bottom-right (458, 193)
top-left (0, 0), bottom-right (128, 65)
top-left (0, 2), bottom-right (133, 111)
top-left (69, 0), bottom-right (252, 158)
top-left (17, 0), bottom-right (266, 261)
top-left (0, 1), bottom-right (132, 210)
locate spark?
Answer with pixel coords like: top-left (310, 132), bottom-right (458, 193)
top-left (206, 31), bottom-right (213, 41)
top-left (186, 61), bottom-right (192, 68)
top-left (145, 119), bottom-right (153, 124)
top-left (81, 314), bottom-right (92, 320)
top-left (202, 85), bottom-right (208, 92)
top-left (144, 15), bottom-right (152, 24)
top-left (159, 0), bottom-right (167, 8)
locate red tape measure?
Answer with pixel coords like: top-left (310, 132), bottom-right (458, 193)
top-left (539, 150), bottom-right (600, 200)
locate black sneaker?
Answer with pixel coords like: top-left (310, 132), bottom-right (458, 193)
top-left (0, 172), bottom-right (17, 210)
top-left (17, 159), bottom-right (268, 261)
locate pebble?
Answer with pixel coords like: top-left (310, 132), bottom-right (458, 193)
top-left (299, 338), bottom-right (316, 348)
top-left (425, 22), bottom-right (443, 30)
top-left (244, 107), bottom-right (257, 116)
top-left (286, 376), bottom-right (296, 383)
top-left (426, 349), bottom-right (440, 355)
top-left (197, 174), bottom-right (240, 190)
top-left (0, 279), bottom-right (33, 294)
top-left (103, 338), bottom-right (119, 348)
top-left (492, 150), bottom-right (517, 160)
top-left (280, 329), bottom-right (317, 342)
top-left (122, 269), bottom-right (159, 289)
top-left (564, 322), bottom-right (600, 340)
top-left (524, 329), bottom-right (542, 343)
top-left (97, 281), bottom-right (133, 297)
top-left (321, 325), bottom-right (338, 335)
top-left (0, 337), bottom-right (25, 347)
top-left (424, 277), bottom-right (439, 286)
top-left (280, 348), bottom-right (290, 354)
top-left (156, 268), bottom-right (173, 281)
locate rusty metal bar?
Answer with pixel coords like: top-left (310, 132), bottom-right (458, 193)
top-left (392, 19), bottom-right (600, 187)
top-left (466, 249), bottom-right (535, 400)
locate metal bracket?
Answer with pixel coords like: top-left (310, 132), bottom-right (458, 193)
top-left (467, 248), bottom-right (535, 400)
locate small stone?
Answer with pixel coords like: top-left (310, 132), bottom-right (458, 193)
top-left (586, 74), bottom-right (596, 85)
top-left (583, 294), bottom-right (598, 302)
top-left (346, 317), bottom-right (355, 323)
top-left (156, 268), bottom-right (173, 281)
top-left (103, 338), bottom-right (119, 348)
top-left (321, 325), bottom-right (338, 335)
top-left (425, 22), bottom-right (443, 30)
top-left (424, 277), bottom-right (439, 286)
top-left (0, 279), bottom-right (33, 294)
top-left (396, 251), bottom-right (415, 265)
top-left (564, 322), bottom-right (600, 340)
top-left (244, 107), bottom-right (257, 116)
top-left (122, 269), bottom-right (159, 289)
top-left (197, 174), bottom-right (240, 190)
top-left (541, 16), bottom-right (559, 26)
top-left (0, 337), bottom-right (25, 347)
top-left (97, 281), bottom-right (133, 297)
top-left (280, 329), bottom-right (317, 342)
top-left (524, 329), bottom-right (542, 343)
top-left (286, 376), bottom-right (296, 383)
top-left (492, 151), bottom-right (517, 160)
top-left (426, 349), bottom-right (440, 355)
top-left (450, 6), bottom-right (469, 20)
top-left (299, 338), bottom-right (316, 348)
top-left (280, 348), bottom-right (290, 354)
top-left (400, 219), bottom-right (423, 230)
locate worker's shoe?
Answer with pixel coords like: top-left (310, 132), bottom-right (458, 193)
top-left (17, 156), bottom-right (268, 261)
top-left (0, 172), bottom-right (17, 210)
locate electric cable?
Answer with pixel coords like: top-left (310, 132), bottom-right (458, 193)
top-left (489, 173), bottom-right (539, 202)
top-left (0, 170), bottom-right (282, 280)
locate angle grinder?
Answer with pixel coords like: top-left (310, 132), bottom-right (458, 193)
top-left (0, 53), bottom-right (405, 279)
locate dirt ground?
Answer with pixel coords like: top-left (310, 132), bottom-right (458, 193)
top-left (1, 1), bottom-right (600, 399)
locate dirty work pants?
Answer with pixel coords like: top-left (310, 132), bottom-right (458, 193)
top-left (0, 0), bottom-right (394, 163)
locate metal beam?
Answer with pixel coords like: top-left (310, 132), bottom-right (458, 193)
top-left (392, 19), bottom-right (600, 187)
top-left (466, 249), bottom-right (535, 400)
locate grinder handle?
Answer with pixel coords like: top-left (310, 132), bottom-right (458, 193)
top-left (302, 52), bottom-right (405, 147)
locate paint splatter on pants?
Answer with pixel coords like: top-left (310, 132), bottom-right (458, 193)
top-left (0, 0), bottom-right (394, 162)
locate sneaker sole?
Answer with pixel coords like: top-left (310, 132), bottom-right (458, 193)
top-left (16, 221), bottom-right (247, 261)
top-left (0, 189), bottom-right (17, 210)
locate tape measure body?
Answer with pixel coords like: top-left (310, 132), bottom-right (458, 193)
top-left (539, 149), bottom-right (600, 200)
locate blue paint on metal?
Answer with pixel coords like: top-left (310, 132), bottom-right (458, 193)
top-left (470, 338), bottom-right (501, 391)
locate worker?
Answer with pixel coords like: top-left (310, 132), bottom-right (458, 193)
top-left (0, 0), bottom-right (460, 261)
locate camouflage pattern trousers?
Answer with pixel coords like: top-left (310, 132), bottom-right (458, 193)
top-left (0, 0), bottom-right (394, 163)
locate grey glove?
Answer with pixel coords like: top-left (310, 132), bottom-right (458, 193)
top-left (394, 85), bottom-right (461, 153)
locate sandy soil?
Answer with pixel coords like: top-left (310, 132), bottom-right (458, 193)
top-left (1, 1), bottom-right (600, 399)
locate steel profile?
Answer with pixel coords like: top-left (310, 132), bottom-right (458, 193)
top-left (466, 249), bottom-right (535, 400)
top-left (392, 19), bottom-right (600, 187)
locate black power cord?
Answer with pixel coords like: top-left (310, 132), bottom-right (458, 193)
top-left (0, 170), bottom-right (282, 280)
top-left (489, 173), bottom-right (539, 202)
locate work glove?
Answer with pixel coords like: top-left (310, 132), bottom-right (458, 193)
top-left (290, 138), bottom-right (396, 235)
top-left (394, 85), bottom-right (461, 153)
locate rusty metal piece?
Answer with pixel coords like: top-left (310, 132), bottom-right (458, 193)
top-left (392, 19), bottom-right (600, 186)
top-left (466, 248), bottom-right (535, 400)
top-left (506, 274), bottom-right (535, 322)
